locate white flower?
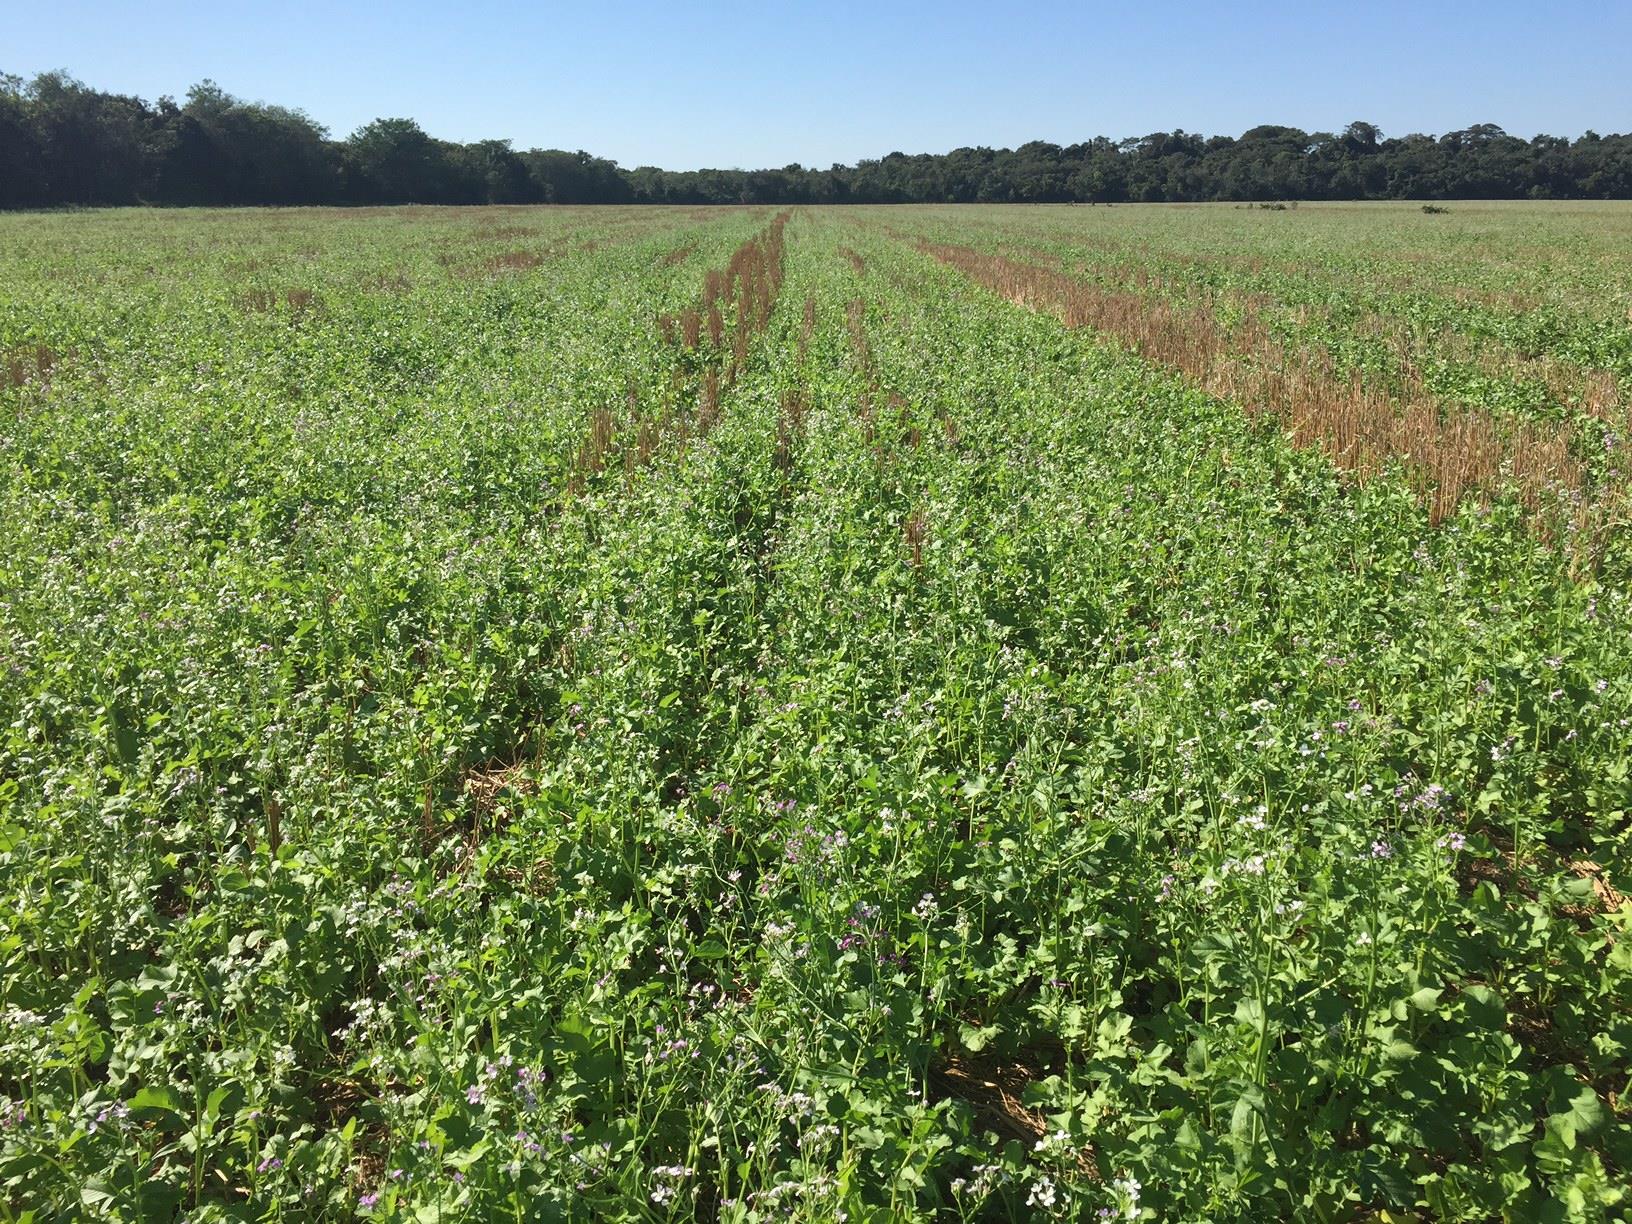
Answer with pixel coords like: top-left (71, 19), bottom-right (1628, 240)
top-left (1026, 1175), bottom-right (1058, 1208)
top-left (1113, 1173), bottom-right (1142, 1217)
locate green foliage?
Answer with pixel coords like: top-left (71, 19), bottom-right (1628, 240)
top-left (4, 69), bottom-right (1632, 207)
top-left (0, 204), bottom-right (1628, 1221)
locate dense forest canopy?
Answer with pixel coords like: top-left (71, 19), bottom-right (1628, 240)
top-left (3, 70), bottom-right (1630, 208)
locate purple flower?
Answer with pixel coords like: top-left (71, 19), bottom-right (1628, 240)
top-left (258, 1156), bottom-right (283, 1174)
top-left (1370, 839), bottom-right (1393, 860)
top-left (1407, 783), bottom-right (1448, 812)
top-left (359, 1192), bottom-right (381, 1209)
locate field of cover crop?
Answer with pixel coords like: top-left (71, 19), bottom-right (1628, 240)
top-left (1, 201), bottom-right (1630, 1221)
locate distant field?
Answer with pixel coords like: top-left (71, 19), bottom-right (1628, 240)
top-left (1, 203), bottom-right (1629, 1220)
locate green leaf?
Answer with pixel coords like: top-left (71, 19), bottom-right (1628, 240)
top-left (1229, 1085), bottom-right (1266, 1150)
top-left (202, 1084), bottom-right (232, 1128)
top-left (1407, 986), bottom-right (1442, 1013)
top-left (447, 1140), bottom-right (488, 1170)
top-left (1234, 997), bottom-right (1265, 1028)
top-left (80, 1179), bottom-right (116, 1208)
top-left (128, 1086), bottom-right (183, 1118)
top-left (853, 1124), bottom-right (887, 1150)
top-left (959, 1021), bottom-right (1000, 1052)
top-left (1383, 1038), bottom-right (1419, 1062)
top-left (1460, 985), bottom-right (1505, 1028)
top-left (1547, 1080), bottom-right (1606, 1141)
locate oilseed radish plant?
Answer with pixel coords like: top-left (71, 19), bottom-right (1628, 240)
top-left (0, 201), bottom-right (1629, 1221)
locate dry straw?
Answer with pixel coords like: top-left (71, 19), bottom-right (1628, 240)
top-left (917, 239), bottom-right (1590, 528)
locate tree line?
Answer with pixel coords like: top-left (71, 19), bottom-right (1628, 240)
top-left (4, 70), bottom-right (1630, 209)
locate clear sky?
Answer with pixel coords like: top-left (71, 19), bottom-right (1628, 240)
top-left (6, 1), bottom-right (1628, 170)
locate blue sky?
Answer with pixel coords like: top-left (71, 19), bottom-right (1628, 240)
top-left (6, 1), bottom-right (1628, 169)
